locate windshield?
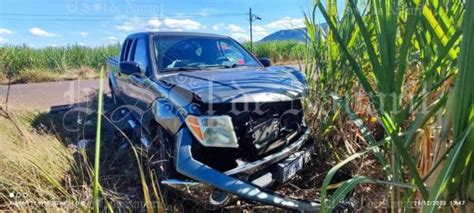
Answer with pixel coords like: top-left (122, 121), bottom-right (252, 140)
top-left (153, 35), bottom-right (260, 72)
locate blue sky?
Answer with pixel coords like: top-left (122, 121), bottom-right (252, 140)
top-left (0, 0), bottom-right (340, 47)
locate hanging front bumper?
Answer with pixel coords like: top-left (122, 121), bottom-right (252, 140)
top-left (170, 127), bottom-right (320, 212)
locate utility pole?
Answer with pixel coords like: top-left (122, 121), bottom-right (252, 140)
top-left (248, 8), bottom-right (261, 53)
top-left (249, 8), bottom-right (252, 52)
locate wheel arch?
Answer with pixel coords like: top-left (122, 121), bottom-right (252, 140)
top-left (151, 98), bottom-right (187, 136)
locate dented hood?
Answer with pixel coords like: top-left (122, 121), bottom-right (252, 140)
top-left (159, 66), bottom-right (306, 103)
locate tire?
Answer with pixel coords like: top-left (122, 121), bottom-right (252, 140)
top-left (108, 80), bottom-right (118, 104)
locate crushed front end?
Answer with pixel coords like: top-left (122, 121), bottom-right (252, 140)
top-left (162, 99), bottom-right (320, 212)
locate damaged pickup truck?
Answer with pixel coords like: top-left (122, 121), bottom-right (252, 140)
top-left (107, 32), bottom-right (320, 211)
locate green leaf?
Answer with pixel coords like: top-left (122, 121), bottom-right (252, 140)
top-left (421, 4), bottom-right (459, 59)
top-left (396, 1), bottom-right (421, 95)
top-left (92, 67), bottom-right (105, 212)
top-left (348, 0), bottom-right (384, 91)
top-left (315, 1), bottom-right (381, 110)
top-left (445, 0), bottom-right (474, 199)
top-left (320, 140), bottom-right (386, 211)
top-left (327, 176), bottom-right (374, 211)
top-left (328, 176), bottom-right (418, 211)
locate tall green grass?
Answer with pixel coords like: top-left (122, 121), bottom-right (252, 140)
top-left (243, 41), bottom-right (306, 63)
top-left (305, 0), bottom-right (471, 211)
top-left (0, 44), bottom-right (120, 74)
top-left (0, 44), bottom-right (120, 83)
top-left (92, 68), bottom-right (105, 212)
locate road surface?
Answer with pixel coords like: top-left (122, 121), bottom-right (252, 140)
top-left (0, 79), bottom-right (109, 111)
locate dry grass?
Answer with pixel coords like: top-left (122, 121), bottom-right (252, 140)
top-left (0, 109), bottom-right (83, 210)
top-left (0, 90), bottom-right (167, 211)
top-left (65, 67), bottom-right (99, 80)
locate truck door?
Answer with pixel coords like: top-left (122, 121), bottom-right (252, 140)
top-left (127, 37), bottom-right (155, 122)
top-left (114, 38), bottom-right (133, 102)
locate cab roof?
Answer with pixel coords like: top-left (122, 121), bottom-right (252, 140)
top-left (126, 31), bottom-right (229, 39)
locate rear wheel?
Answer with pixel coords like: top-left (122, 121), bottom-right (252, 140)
top-left (108, 80), bottom-right (118, 104)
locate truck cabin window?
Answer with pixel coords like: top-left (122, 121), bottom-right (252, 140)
top-left (154, 35), bottom-right (260, 72)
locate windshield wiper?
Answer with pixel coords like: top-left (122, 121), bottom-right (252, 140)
top-left (164, 66), bottom-right (202, 72)
top-left (221, 63), bottom-right (248, 69)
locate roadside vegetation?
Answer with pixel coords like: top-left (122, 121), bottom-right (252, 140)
top-left (0, 110), bottom-right (77, 210)
top-left (243, 41), bottom-right (306, 63)
top-left (0, 100), bottom-right (168, 211)
top-left (0, 44), bottom-right (120, 84)
top-left (303, 0), bottom-right (472, 211)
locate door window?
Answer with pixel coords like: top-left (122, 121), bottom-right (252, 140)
top-left (132, 39), bottom-right (149, 73)
top-left (121, 39), bottom-right (132, 61)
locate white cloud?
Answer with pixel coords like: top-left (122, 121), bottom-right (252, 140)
top-left (163, 18), bottom-right (202, 30)
top-left (146, 19), bottom-right (162, 30)
top-left (0, 37), bottom-right (7, 43)
top-left (0, 28), bottom-right (13, 35)
top-left (115, 17), bottom-right (203, 32)
top-left (266, 17), bottom-right (305, 29)
top-left (106, 36), bottom-right (118, 40)
top-left (227, 24), bottom-right (245, 33)
top-left (212, 23), bottom-right (224, 31)
top-left (229, 33), bottom-right (249, 42)
top-left (252, 25), bottom-right (268, 39)
top-left (222, 24), bottom-right (249, 42)
top-left (105, 36), bottom-right (120, 44)
top-left (115, 18), bottom-right (141, 32)
top-left (80, 32), bottom-right (89, 37)
top-left (116, 25), bottom-right (135, 32)
top-left (29, 27), bottom-right (56, 37)
top-left (225, 24), bottom-right (268, 41)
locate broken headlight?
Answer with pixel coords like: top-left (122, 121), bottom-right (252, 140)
top-left (185, 115), bottom-right (239, 148)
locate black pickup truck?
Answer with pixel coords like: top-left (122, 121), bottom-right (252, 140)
top-left (107, 32), bottom-right (319, 211)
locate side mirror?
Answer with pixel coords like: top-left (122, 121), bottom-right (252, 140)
top-left (258, 58), bottom-right (271, 67)
top-left (119, 61), bottom-right (140, 75)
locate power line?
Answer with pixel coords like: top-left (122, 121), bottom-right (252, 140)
top-left (0, 12), bottom-right (247, 18)
top-left (0, 18), bottom-right (116, 22)
top-left (0, 13), bottom-right (248, 22)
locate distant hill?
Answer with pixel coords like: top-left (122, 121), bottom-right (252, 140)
top-left (259, 23), bottom-right (328, 42)
top-left (260, 28), bottom-right (308, 42)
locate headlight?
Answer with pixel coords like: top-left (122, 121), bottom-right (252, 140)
top-left (185, 115), bottom-right (239, 148)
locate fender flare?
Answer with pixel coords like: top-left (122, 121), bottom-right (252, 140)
top-left (151, 98), bottom-right (191, 135)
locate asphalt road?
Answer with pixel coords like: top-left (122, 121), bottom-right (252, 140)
top-left (0, 64), bottom-right (304, 111)
top-left (0, 79), bottom-right (110, 111)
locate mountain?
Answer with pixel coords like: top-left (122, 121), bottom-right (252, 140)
top-left (259, 23), bottom-right (328, 42)
top-left (259, 28), bottom-right (308, 42)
